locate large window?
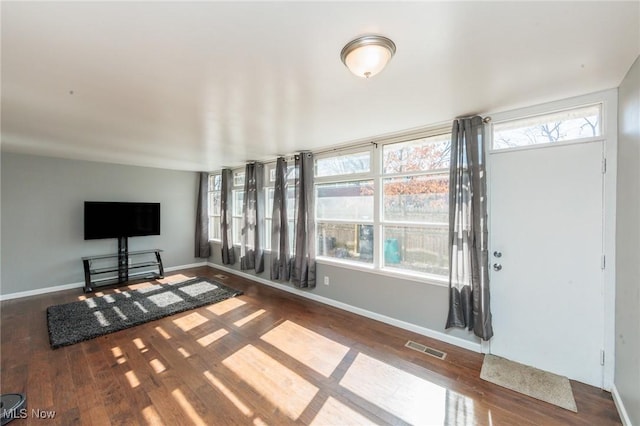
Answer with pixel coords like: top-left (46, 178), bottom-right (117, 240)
top-left (315, 150), bottom-right (374, 265)
top-left (381, 134), bottom-right (450, 277)
top-left (208, 173), bottom-right (221, 241)
top-left (313, 138), bottom-right (451, 279)
top-left (264, 162), bottom-right (296, 251)
top-left (208, 133), bottom-right (452, 282)
top-left (232, 170), bottom-right (245, 245)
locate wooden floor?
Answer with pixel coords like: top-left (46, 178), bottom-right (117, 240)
top-left (1, 266), bottom-right (621, 425)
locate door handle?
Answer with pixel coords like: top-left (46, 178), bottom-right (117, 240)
top-left (493, 263), bottom-right (502, 271)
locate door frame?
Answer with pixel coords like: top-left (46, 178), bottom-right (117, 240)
top-left (484, 89), bottom-right (618, 390)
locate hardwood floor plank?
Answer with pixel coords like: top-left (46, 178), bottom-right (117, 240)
top-left (0, 266), bottom-right (622, 425)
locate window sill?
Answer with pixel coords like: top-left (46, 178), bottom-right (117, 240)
top-left (316, 257), bottom-right (449, 287)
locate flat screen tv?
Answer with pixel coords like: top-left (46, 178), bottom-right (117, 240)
top-left (84, 202), bottom-right (160, 240)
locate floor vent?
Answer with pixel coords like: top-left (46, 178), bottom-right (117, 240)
top-left (214, 274), bottom-right (228, 280)
top-left (405, 340), bottom-right (447, 360)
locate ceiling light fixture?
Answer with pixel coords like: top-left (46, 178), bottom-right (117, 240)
top-left (340, 35), bottom-right (396, 79)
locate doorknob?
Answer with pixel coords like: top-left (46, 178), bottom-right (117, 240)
top-left (493, 263), bottom-right (502, 271)
top-left (493, 251), bottom-right (502, 258)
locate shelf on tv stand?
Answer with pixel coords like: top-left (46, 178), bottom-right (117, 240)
top-left (82, 248), bottom-right (164, 293)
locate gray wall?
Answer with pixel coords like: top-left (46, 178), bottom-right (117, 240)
top-left (616, 55), bottom-right (640, 425)
top-left (1, 152), bottom-right (201, 295)
top-left (208, 242), bottom-right (478, 345)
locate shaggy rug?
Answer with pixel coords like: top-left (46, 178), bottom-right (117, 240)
top-left (47, 277), bottom-right (242, 349)
top-left (480, 354), bottom-right (577, 412)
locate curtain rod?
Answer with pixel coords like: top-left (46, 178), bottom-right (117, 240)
top-left (251, 117), bottom-right (492, 167)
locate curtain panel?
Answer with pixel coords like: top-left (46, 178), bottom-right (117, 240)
top-left (240, 162), bottom-right (265, 272)
top-left (194, 172), bottom-right (211, 258)
top-left (445, 116), bottom-right (493, 340)
top-left (270, 157), bottom-right (291, 281)
top-left (220, 169), bottom-right (236, 265)
top-left (291, 152), bottom-right (316, 288)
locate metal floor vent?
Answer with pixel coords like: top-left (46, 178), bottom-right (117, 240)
top-left (405, 340), bottom-right (447, 360)
top-left (214, 274), bottom-right (228, 280)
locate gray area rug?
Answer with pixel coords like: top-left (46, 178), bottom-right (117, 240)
top-left (480, 354), bottom-right (577, 412)
top-left (47, 277), bottom-right (242, 349)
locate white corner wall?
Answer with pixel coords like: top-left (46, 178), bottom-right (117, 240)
top-left (615, 54), bottom-right (640, 426)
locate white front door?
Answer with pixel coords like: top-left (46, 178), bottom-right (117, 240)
top-left (488, 140), bottom-right (604, 387)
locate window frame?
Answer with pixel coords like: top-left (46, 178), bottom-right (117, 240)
top-left (231, 169), bottom-right (245, 246)
top-left (378, 133), bottom-right (451, 282)
top-left (314, 147), bottom-right (376, 267)
top-left (489, 102), bottom-right (604, 154)
top-left (312, 136), bottom-right (453, 283)
top-left (208, 173), bottom-right (221, 242)
top-left (263, 161), bottom-right (296, 252)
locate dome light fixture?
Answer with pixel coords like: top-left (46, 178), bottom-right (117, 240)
top-left (340, 35), bottom-right (396, 79)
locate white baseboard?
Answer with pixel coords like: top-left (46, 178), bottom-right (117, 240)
top-left (0, 262), bottom-right (209, 301)
top-left (208, 263), bottom-right (482, 353)
top-left (611, 385), bottom-right (632, 426)
top-left (165, 262), bottom-right (207, 272)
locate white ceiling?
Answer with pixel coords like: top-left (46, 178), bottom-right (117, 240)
top-left (2, 1), bottom-right (639, 171)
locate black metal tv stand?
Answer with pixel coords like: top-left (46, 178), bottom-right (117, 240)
top-left (82, 237), bottom-right (164, 293)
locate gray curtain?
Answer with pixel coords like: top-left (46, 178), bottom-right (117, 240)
top-left (291, 152), bottom-right (316, 288)
top-left (445, 116), bottom-right (493, 340)
top-left (240, 162), bottom-right (265, 272)
top-left (194, 172), bottom-right (211, 258)
top-left (220, 169), bottom-right (235, 265)
top-left (270, 157), bottom-right (291, 281)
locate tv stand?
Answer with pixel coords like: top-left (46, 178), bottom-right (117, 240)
top-left (82, 247), bottom-right (164, 293)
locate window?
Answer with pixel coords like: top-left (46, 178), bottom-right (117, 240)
top-left (264, 162), bottom-right (296, 251)
top-left (492, 104), bottom-right (602, 150)
top-left (381, 134), bottom-right (450, 277)
top-left (232, 170), bottom-right (245, 245)
top-left (315, 150), bottom-right (374, 264)
top-left (316, 150), bottom-right (371, 177)
top-left (208, 173), bottom-right (221, 241)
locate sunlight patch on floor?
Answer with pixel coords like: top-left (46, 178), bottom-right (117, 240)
top-left (340, 353), bottom-right (446, 425)
top-left (253, 417), bottom-right (268, 426)
top-left (94, 311), bottom-right (109, 327)
top-left (260, 320), bottom-right (349, 377)
top-left (173, 312), bottom-right (209, 332)
top-left (223, 344), bottom-right (318, 420)
top-left (207, 297), bottom-right (246, 316)
top-left (177, 347), bottom-right (191, 358)
top-left (233, 309), bottom-right (266, 327)
top-left (171, 388), bottom-right (206, 426)
top-left (310, 396), bottom-right (376, 426)
top-left (149, 358), bottom-right (166, 374)
top-left (197, 328), bottom-right (229, 347)
top-left (111, 346), bottom-right (123, 358)
top-left (155, 326), bottom-right (171, 339)
top-left (203, 370), bottom-right (253, 417)
top-left (141, 405), bottom-right (163, 425)
top-left (125, 370), bottom-right (140, 388)
top-left (147, 291), bottom-right (183, 308)
top-left (133, 338), bottom-right (148, 353)
top-left (127, 282), bottom-right (156, 291)
top-left (111, 346), bottom-right (127, 364)
top-left (158, 274), bottom-right (191, 284)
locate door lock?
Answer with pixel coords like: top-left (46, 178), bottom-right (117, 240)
top-left (493, 251), bottom-right (502, 258)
